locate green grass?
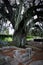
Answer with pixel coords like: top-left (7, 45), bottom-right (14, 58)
top-left (0, 37), bottom-right (13, 42)
top-left (26, 35), bottom-right (42, 41)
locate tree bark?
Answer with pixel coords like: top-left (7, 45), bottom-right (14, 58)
top-left (13, 31), bottom-right (26, 47)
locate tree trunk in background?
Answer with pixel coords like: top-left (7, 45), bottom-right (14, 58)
top-left (13, 31), bottom-right (26, 47)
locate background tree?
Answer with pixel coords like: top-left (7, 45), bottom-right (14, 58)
top-left (0, 0), bottom-right (43, 47)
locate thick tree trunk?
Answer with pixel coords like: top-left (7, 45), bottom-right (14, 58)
top-left (13, 31), bottom-right (26, 47)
